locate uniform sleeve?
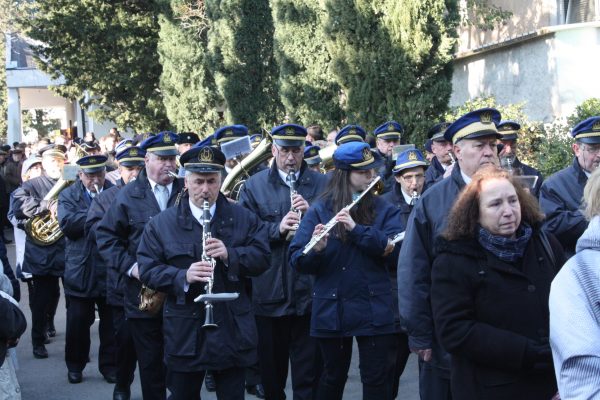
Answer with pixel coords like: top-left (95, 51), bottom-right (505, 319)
top-left (431, 253), bottom-right (529, 370)
top-left (225, 210), bottom-right (271, 279)
top-left (238, 179), bottom-right (284, 243)
top-left (347, 204), bottom-right (402, 260)
top-left (397, 201), bottom-right (435, 350)
top-left (85, 194), bottom-right (107, 240)
top-left (540, 181), bottom-right (588, 250)
top-left (12, 182), bottom-right (48, 219)
top-left (57, 188), bottom-right (87, 240)
top-left (96, 195), bottom-right (136, 276)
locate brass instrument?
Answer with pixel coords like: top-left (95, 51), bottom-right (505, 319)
top-left (221, 135), bottom-right (273, 200)
top-left (319, 144), bottom-right (337, 173)
top-left (302, 176), bottom-right (381, 255)
top-left (285, 169), bottom-right (301, 241)
top-left (194, 200), bottom-right (238, 328)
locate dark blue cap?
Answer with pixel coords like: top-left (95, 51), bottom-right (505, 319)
top-left (424, 139), bottom-right (433, 153)
top-left (571, 116), bottom-right (600, 144)
top-left (116, 146), bottom-right (145, 167)
top-left (180, 145), bottom-right (226, 173)
top-left (214, 125), bottom-right (248, 144)
top-left (335, 125), bottom-right (366, 145)
top-left (76, 155), bottom-right (108, 174)
top-left (115, 139), bottom-right (133, 154)
top-left (373, 121), bottom-right (403, 140)
top-left (428, 122), bottom-right (452, 141)
top-left (497, 121), bottom-right (520, 141)
top-left (271, 124), bottom-right (306, 147)
top-left (193, 134), bottom-right (217, 149)
top-left (333, 142), bottom-right (383, 171)
top-left (393, 149), bottom-right (427, 175)
top-left (304, 145), bottom-right (322, 165)
top-left (250, 134), bottom-right (262, 147)
top-left (444, 108), bottom-right (501, 144)
top-left (139, 131), bottom-right (179, 156)
top-left (177, 132), bottom-right (200, 145)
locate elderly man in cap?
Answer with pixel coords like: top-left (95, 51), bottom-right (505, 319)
top-left (424, 122), bottom-right (453, 189)
top-left (137, 144), bottom-right (270, 400)
top-left (497, 121), bottom-right (544, 196)
top-left (373, 121), bottom-right (403, 193)
top-left (97, 132), bottom-right (185, 400)
top-left (13, 145), bottom-right (68, 359)
top-left (176, 132), bottom-right (199, 156)
top-left (397, 108), bottom-right (501, 400)
top-left (540, 116), bottom-right (600, 257)
top-left (238, 124), bottom-right (328, 400)
top-left (304, 145), bottom-right (322, 173)
top-left (86, 145), bottom-right (145, 400)
top-left (58, 155), bottom-right (116, 384)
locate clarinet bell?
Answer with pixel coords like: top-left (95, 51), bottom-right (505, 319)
top-left (202, 303), bottom-right (218, 329)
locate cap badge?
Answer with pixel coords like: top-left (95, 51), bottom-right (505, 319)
top-left (387, 123), bottom-right (395, 131)
top-left (285, 127), bottom-right (296, 135)
top-left (199, 147), bottom-right (213, 162)
top-left (163, 134), bottom-right (172, 143)
top-left (130, 148), bottom-right (138, 156)
top-left (349, 128), bottom-right (357, 135)
top-left (225, 130), bottom-right (233, 136)
top-left (593, 121), bottom-right (600, 131)
top-left (362, 147), bottom-right (373, 162)
top-left (480, 112), bottom-right (492, 124)
top-left (88, 157), bottom-right (96, 164)
top-left (408, 151), bottom-right (417, 161)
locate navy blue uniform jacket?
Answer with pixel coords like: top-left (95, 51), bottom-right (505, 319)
top-left (137, 193), bottom-right (270, 371)
top-left (12, 174), bottom-right (65, 276)
top-left (540, 157), bottom-right (587, 257)
top-left (424, 156), bottom-right (445, 190)
top-left (96, 170), bottom-right (185, 319)
top-left (238, 161), bottom-right (328, 317)
top-left (58, 179), bottom-right (113, 298)
top-left (289, 196), bottom-right (402, 338)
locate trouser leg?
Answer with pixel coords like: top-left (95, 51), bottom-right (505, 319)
top-left (65, 296), bottom-right (95, 372)
top-left (315, 337), bottom-right (352, 400)
top-left (129, 317), bottom-right (166, 400)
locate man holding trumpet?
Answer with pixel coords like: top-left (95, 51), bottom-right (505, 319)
top-left (137, 144), bottom-right (270, 399)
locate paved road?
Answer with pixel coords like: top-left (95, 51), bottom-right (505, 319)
top-left (5, 232), bottom-right (420, 400)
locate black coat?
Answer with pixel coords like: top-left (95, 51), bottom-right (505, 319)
top-left (96, 170), bottom-right (185, 318)
top-left (0, 295), bottom-right (26, 368)
top-left (137, 193), bottom-right (270, 371)
top-left (12, 174), bottom-right (65, 276)
top-left (238, 161), bottom-right (328, 317)
top-left (58, 179), bottom-right (113, 298)
top-left (424, 156), bottom-right (446, 190)
top-left (540, 157), bottom-right (588, 257)
top-left (431, 231), bottom-right (564, 400)
top-left (85, 183), bottom-right (123, 306)
top-left (375, 149), bottom-right (395, 194)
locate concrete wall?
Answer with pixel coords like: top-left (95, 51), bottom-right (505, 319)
top-left (450, 23), bottom-right (600, 122)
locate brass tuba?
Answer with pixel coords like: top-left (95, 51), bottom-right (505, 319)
top-left (221, 134), bottom-right (273, 200)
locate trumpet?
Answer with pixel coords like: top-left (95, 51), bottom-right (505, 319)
top-left (285, 169), bottom-right (301, 241)
top-left (302, 176), bottom-right (381, 255)
top-left (194, 200), bottom-right (238, 329)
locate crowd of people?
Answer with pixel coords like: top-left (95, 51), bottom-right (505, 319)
top-left (0, 108), bottom-right (599, 400)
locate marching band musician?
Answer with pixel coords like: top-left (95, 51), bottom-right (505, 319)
top-left (289, 141), bottom-right (403, 400)
top-left (57, 155), bottom-right (116, 384)
top-left (423, 122), bottom-right (453, 189)
top-left (238, 124), bottom-right (328, 400)
top-left (13, 144), bottom-right (67, 360)
top-left (136, 144), bottom-right (270, 400)
top-left (86, 146), bottom-right (145, 400)
top-left (373, 121), bottom-right (403, 194)
top-left (334, 124), bottom-right (366, 146)
top-left (303, 145), bottom-right (322, 173)
top-left (397, 108), bottom-right (502, 400)
top-left (96, 132), bottom-right (185, 400)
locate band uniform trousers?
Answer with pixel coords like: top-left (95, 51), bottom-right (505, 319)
top-left (255, 314), bottom-right (318, 400)
top-left (30, 275), bottom-right (60, 346)
top-left (65, 295), bottom-right (116, 375)
top-left (111, 305), bottom-right (137, 388)
top-left (167, 368), bottom-right (246, 400)
top-left (128, 317), bottom-right (166, 400)
top-left (391, 332), bottom-right (411, 399)
top-left (418, 360), bottom-right (452, 400)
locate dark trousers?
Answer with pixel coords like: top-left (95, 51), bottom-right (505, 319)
top-left (65, 295), bottom-right (116, 375)
top-left (129, 317), bottom-right (166, 400)
top-left (245, 362), bottom-right (261, 386)
top-left (418, 360), bottom-right (452, 400)
top-left (391, 333), bottom-right (411, 398)
top-left (167, 367), bottom-right (245, 400)
top-left (255, 314), bottom-right (318, 400)
top-left (112, 305), bottom-right (137, 388)
top-left (316, 334), bottom-right (397, 400)
top-left (30, 275), bottom-right (60, 346)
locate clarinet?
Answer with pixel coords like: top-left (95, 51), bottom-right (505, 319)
top-left (302, 176), bottom-right (381, 255)
top-left (409, 190), bottom-right (419, 206)
top-left (285, 169), bottom-right (301, 241)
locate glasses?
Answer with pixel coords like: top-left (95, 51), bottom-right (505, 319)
top-left (401, 174), bottom-right (425, 183)
top-left (583, 145), bottom-right (600, 155)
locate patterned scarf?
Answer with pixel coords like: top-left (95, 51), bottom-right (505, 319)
top-left (477, 223), bottom-right (533, 263)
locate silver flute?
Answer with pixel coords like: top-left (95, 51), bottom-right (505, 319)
top-left (302, 176), bottom-right (381, 255)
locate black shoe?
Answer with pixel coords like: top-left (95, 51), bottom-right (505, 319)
top-left (47, 321), bottom-right (56, 337)
top-left (67, 371), bottom-right (83, 384)
top-left (246, 383), bottom-right (265, 399)
top-left (43, 332), bottom-right (50, 344)
top-left (204, 371), bottom-right (216, 392)
top-left (33, 344), bottom-right (48, 359)
top-left (103, 371), bottom-right (118, 384)
top-left (113, 385), bottom-right (131, 400)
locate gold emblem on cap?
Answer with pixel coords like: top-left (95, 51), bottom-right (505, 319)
top-left (163, 134), bottom-right (172, 143)
top-left (349, 128), bottom-right (357, 135)
top-left (362, 147), bottom-right (373, 162)
top-left (408, 151), bottom-right (417, 161)
top-left (387, 123), bottom-right (395, 131)
top-left (88, 157), bottom-right (96, 164)
top-left (225, 129), bottom-right (233, 136)
top-left (199, 147), bottom-right (213, 162)
top-left (285, 127), bottom-right (296, 135)
top-left (130, 148), bottom-right (138, 156)
top-left (480, 112), bottom-right (492, 124)
top-left (593, 121), bottom-right (600, 131)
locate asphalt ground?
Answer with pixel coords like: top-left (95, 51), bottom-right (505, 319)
top-left (5, 229), bottom-right (419, 400)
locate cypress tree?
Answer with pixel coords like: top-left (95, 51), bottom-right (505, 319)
top-left (271, 0), bottom-right (343, 130)
top-left (205, 0), bottom-right (282, 131)
top-left (157, 0), bottom-right (222, 134)
top-left (323, 0), bottom-right (458, 143)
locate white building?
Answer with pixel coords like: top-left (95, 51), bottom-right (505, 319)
top-left (451, 0), bottom-right (600, 122)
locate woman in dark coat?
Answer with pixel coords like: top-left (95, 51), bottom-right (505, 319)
top-left (431, 165), bottom-right (563, 400)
